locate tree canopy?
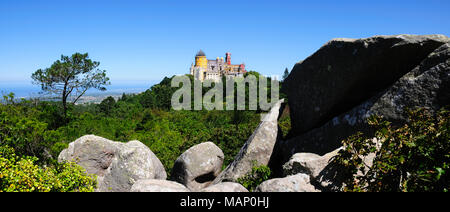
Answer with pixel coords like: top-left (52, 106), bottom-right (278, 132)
top-left (31, 53), bottom-right (110, 117)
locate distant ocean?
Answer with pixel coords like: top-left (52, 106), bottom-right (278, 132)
top-left (0, 80), bottom-right (158, 99)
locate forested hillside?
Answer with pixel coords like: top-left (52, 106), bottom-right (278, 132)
top-left (0, 72), bottom-right (284, 182)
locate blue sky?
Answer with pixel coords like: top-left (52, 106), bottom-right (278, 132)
top-left (1, 0), bottom-right (449, 84)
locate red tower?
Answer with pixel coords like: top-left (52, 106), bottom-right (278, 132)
top-left (240, 63), bottom-right (246, 72)
top-left (225, 52), bottom-right (231, 65)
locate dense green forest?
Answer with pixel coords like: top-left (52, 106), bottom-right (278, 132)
top-left (0, 72), bottom-right (287, 187)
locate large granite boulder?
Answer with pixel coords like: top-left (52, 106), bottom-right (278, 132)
top-left (282, 138), bottom-right (380, 191)
top-left (282, 152), bottom-right (323, 177)
top-left (282, 148), bottom-right (343, 191)
top-left (130, 179), bottom-right (190, 192)
top-left (58, 135), bottom-right (167, 192)
top-left (283, 34), bottom-right (450, 137)
top-left (213, 99), bottom-right (284, 183)
top-left (171, 142), bottom-right (224, 191)
top-left (279, 41), bottom-right (450, 157)
top-left (200, 182), bottom-right (249, 192)
top-left (255, 174), bottom-right (319, 192)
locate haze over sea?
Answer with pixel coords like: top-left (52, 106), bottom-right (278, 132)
top-left (0, 80), bottom-right (158, 99)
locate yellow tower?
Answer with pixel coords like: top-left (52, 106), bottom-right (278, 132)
top-left (194, 50), bottom-right (207, 69)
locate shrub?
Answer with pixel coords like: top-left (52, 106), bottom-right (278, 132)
top-left (278, 115), bottom-right (291, 138)
top-left (237, 162), bottom-right (272, 192)
top-left (0, 102), bottom-right (49, 160)
top-left (333, 107), bottom-right (450, 192)
top-left (0, 146), bottom-right (97, 192)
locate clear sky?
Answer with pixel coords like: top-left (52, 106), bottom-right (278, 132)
top-left (1, 0), bottom-right (449, 84)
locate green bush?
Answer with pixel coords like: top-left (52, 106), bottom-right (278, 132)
top-left (278, 115), bottom-right (291, 138)
top-left (0, 146), bottom-right (96, 192)
top-left (0, 101), bottom-right (51, 160)
top-left (237, 162), bottom-right (272, 192)
top-left (333, 107), bottom-right (450, 192)
top-left (212, 122), bottom-right (258, 168)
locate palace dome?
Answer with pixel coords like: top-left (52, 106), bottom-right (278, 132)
top-left (196, 50), bottom-right (206, 57)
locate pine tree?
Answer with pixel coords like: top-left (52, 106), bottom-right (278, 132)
top-left (282, 68), bottom-right (290, 81)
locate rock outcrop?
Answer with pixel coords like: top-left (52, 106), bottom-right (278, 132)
top-left (171, 142), bottom-right (224, 191)
top-left (200, 182), bottom-right (248, 192)
top-left (283, 35), bottom-right (450, 138)
top-left (282, 152), bottom-right (323, 177)
top-left (130, 179), bottom-right (190, 192)
top-left (58, 135), bottom-right (167, 192)
top-left (282, 148), bottom-right (343, 191)
top-left (255, 174), bottom-right (319, 192)
top-left (279, 35), bottom-right (450, 158)
top-left (213, 99), bottom-right (284, 183)
top-left (282, 138), bottom-right (379, 191)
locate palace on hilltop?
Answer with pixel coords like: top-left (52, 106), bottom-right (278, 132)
top-left (189, 50), bottom-right (246, 82)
